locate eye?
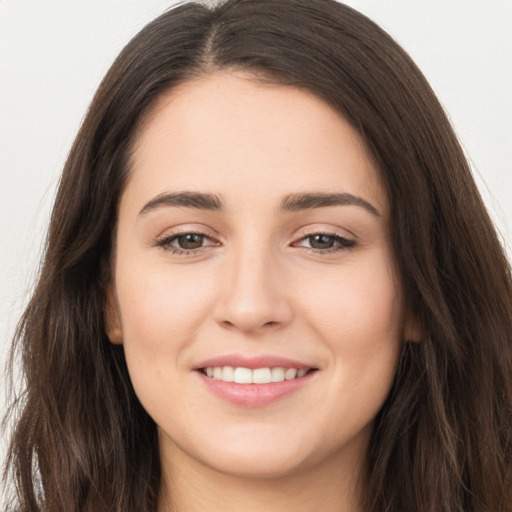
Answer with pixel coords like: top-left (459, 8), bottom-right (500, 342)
top-left (173, 233), bottom-right (207, 250)
top-left (294, 233), bottom-right (356, 252)
top-left (155, 232), bottom-right (218, 254)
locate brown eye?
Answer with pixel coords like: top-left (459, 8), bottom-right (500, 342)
top-left (156, 231), bottom-right (219, 254)
top-left (308, 234), bottom-right (336, 249)
top-left (293, 232), bottom-right (356, 253)
top-left (176, 233), bottom-right (205, 249)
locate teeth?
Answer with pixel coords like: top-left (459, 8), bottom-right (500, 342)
top-left (271, 367), bottom-right (285, 382)
top-left (253, 368), bottom-right (272, 384)
top-left (222, 366), bottom-right (234, 382)
top-left (284, 368), bottom-right (297, 380)
top-left (234, 367), bottom-right (252, 384)
top-left (203, 366), bottom-right (311, 384)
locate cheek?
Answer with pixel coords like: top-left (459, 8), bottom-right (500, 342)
top-left (299, 255), bottom-right (403, 419)
top-left (117, 259), bottom-right (212, 337)
top-left (113, 259), bottom-right (215, 392)
top-left (302, 255), bottom-right (402, 344)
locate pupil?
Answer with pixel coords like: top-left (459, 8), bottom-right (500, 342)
top-left (178, 234), bottom-right (203, 249)
top-left (310, 234), bottom-right (334, 249)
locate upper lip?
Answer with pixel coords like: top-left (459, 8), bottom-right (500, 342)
top-left (195, 355), bottom-right (317, 371)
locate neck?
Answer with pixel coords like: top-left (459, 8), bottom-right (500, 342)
top-left (157, 440), bottom-right (366, 512)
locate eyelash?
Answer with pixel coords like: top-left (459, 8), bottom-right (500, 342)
top-left (293, 232), bottom-right (356, 254)
top-left (154, 231), bottom-right (356, 256)
top-left (155, 232), bottom-right (218, 256)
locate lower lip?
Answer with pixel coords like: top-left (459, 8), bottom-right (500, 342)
top-left (197, 371), bottom-right (316, 407)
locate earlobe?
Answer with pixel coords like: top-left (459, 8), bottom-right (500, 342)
top-left (104, 287), bottom-right (123, 344)
top-left (403, 313), bottom-right (423, 343)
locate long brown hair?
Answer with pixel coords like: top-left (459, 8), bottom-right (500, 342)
top-left (4, 1), bottom-right (512, 510)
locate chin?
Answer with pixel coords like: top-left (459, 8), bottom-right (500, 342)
top-left (205, 450), bottom-right (311, 480)
top-left (189, 431), bottom-right (326, 480)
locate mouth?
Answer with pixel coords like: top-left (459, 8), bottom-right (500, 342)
top-left (195, 357), bottom-right (319, 407)
top-left (199, 366), bottom-right (317, 384)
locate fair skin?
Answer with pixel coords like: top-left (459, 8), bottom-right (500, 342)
top-left (106, 71), bottom-right (415, 511)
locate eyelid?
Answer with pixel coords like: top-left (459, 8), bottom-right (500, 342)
top-left (293, 233), bottom-right (355, 248)
top-left (151, 224), bottom-right (357, 256)
top-left (292, 224), bottom-right (356, 242)
top-left (155, 223), bottom-right (218, 239)
top-left (152, 225), bottom-right (221, 255)
top-left (290, 226), bottom-right (357, 253)
top-left (294, 222), bottom-right (356, 237)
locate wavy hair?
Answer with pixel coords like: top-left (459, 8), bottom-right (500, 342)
top-left (4, 1), bottom-right (512, 510)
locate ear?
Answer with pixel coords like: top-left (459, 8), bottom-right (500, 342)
top-left (104, 286), bottom-right (123, 344)
top-left (403, 311), bottom-right (422, 343)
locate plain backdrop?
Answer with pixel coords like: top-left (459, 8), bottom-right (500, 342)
top-left (1, 0), bottom-right (511, 495)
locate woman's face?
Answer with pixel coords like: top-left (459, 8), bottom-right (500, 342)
top-left (107, 72), bottom-right (409, 479)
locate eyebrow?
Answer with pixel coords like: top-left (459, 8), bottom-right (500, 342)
top-left (280, 193), bottom-right (380, 216)
top-left (138, 191), bottom-right (380, 217)
top-left (139, 192), bottom-right (223, 216)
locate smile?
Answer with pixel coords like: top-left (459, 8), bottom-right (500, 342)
top-left (197, 364), bottom-right (318, 407)
top-left (201, 366), bottom-right (314, 384)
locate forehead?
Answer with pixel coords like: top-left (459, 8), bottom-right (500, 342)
top-left (124, 71), bottom-right (387, 215)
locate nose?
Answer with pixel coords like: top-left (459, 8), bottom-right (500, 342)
top-left (213, 247), bottom-right (293, 334)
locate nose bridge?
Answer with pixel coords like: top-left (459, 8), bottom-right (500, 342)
top-left (214, 236), bottom-right (292, 332)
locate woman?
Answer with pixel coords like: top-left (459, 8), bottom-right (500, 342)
top-left (3, 0), bottom-right (512, 510)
